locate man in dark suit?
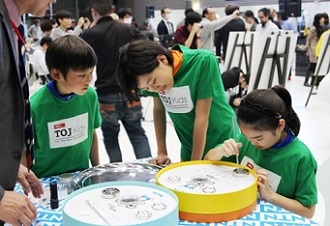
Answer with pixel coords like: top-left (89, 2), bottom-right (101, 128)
top-left (215, 4), bottom-right (245, 62)
top-left (157, 7), bottom-right (174, 48)
top-left (0, 0), bottom-right (51, 225)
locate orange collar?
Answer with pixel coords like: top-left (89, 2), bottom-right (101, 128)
top-left (170, 50), bottom-right (183, 76)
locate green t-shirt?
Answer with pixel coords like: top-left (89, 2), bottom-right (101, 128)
top-left (236, 135), bottom-right (318, 206)
top-left (31, 86), bottom-right (101, 178)
top-left (143, 45), bottom-right (236, 161)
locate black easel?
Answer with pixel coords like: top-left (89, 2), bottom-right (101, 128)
top-left (305, 34), bottom-right (330, 107)
top-left (226, 32), bottom-right (254, 75)
top-left (253, 32), bottom-right (291, 90)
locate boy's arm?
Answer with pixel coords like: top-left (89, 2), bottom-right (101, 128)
top-left (191, 98), bottom-right (212, 160)
top-left (90, 130), bottom-right (100, 166)
top-left (148, 97), bottom-right (171, 165)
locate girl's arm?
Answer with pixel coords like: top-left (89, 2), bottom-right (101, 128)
top-left (149, 97), bottom-right (171, 165)
top-left (257, 170), bottom-right (315, 219)
top-left (90, 130), bottom-right (100, 166)
top-left (204, 139), bottom-right (241, 160)
top-left (190, 98), bottom-right (212, 160)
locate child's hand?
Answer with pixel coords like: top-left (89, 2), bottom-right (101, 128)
top-left (204, 139), bottom-right (241, 160)
top-left (148, 153), bottom-right (171, 166)
top-left (257, 169), bottom-right (274, 202)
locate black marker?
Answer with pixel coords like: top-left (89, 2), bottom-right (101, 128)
top-left (50, 181), bottom-right (59, 209)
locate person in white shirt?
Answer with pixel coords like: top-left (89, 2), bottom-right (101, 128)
top-left (28, 19), bottom-right (42, 42)
top-left (200, 7), bottom-right (239, 52)
top-left (32, 36), bottom-right (52, 84)
top-left (256, 8), bottom-right (279, 32)
top-left (51, 9), bottom-right (89, 40)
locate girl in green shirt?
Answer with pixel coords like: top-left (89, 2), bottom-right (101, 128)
top-left (205, 85), bottom-right (318, 219)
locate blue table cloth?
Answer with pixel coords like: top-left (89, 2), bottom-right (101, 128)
top-left (13, 176), bottom-right (318, 226)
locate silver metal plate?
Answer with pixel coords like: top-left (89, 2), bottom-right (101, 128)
top-left (75, 162), bottom-right (162, 187)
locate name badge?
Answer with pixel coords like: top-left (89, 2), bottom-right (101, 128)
top-left (48, 113), bottom-right (88, 149)
top-left (241, 156), bottom-right (281, 192)
top-left (159, 86), bottom-right (194, 113)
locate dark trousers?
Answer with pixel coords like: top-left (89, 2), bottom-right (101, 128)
top-left (98, 93), bottom-right (151, 162)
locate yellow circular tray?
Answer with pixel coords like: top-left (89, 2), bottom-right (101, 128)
top-left (156, 160), bottom-right (257, 222)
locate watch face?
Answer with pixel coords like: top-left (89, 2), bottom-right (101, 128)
top-left (102, 187), bottom-right (120, 199)
top-left (232, 168), bottom-right (250, 177)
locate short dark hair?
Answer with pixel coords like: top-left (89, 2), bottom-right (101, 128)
top-left (118, 8), bottom-right (132, 19)
top-left (225, 4), bottom-right (239, 16)
top-left (90, 0), bottom-right (113, 16)
top-left (277, 11), bottom-right (288, 20)
top-left (184, 8), bottom-right (194, 16)
top-left (185, 12), bottom-right (202, 27)
top-left (242, 71), bottom-right (250, 85)
top-left (116, 39), bottom-right (173, 101)
top-left (258, 8), bottom-right (270, 18)
top-left (161, 7), bottom-right (169, 14)
top-left (46, 36), bottom-right (97, 79)
top-left (202, 7), bottom-right (212, 18)
top-left (40, 20), bottom-right (53, 32)
top-left (55, 10), bottom-right (72, 24)
top-left (33, 19), bottom-right (40, 25)
top-left (244, 10), bottom-right (255, 19)
top-left (40, 36), bottom-right (52, 46)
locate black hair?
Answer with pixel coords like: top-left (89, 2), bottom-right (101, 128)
top-left (55, 10), bottom-right (72, 25)
top-left (185, 12), bottom-right (202, 27)
top-left (161, 7), bottom-right (170, 14)
top-left (277, 11), bottom-right (288, 21)
top-left (40, 20), bottom-right (53, 32)
top-left (243, 72), bottom-right (250, 85)
top-left (202, 7), bottom-right (212, 18)
top-left (323, 12), bottom-right (329, 25)
top-left (202, 7), bottom-right (209, 18)
top-left (245, 10), bottom-right (255, 19)
top-left (184, 8), bottom-right (194, 16)
top-left (33, 19), bottom-right (40, 25)
top-left (225, 4), bottom-right (239, 16)
top-left (237, 85), bottom-right (300, 136)
top-left (89, 0), bottom-right (113, 16)
top-left (116, 39), bottom-right (173, 101)
top-left (258, 8), bottom-right (270, 18)
top-left (39, 36), bottom-right (52, 46)
top-left (46, 35), bottom-right (97, 79)
top-left (118, 8), bottom-right (132, 19)
top-left (313, 13), bottom-right (326, 38)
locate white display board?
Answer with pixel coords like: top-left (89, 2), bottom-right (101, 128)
top-left (223, 31), bottom-right (297, 93)
top-left (223, 31), bottom-right (255, 75)
top-left (248, 30), bottom-right (297, 93)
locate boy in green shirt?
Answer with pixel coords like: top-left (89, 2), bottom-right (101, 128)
top-left (30, 36), bottom-right (101, 178)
